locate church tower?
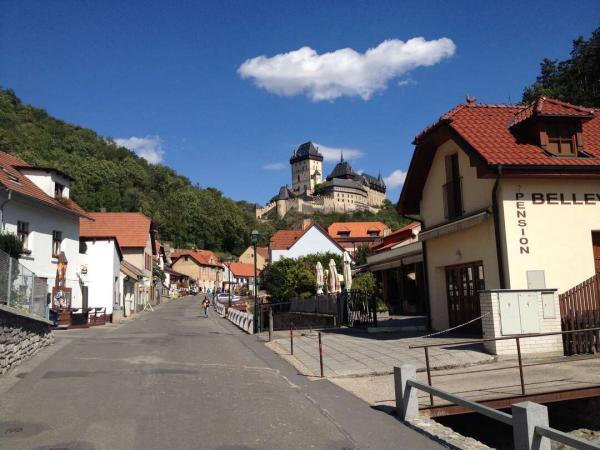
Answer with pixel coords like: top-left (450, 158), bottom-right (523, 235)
top-left (289, 142), bottom-right (323, 195)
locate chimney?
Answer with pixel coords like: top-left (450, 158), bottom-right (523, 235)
top-left (301, 219), bottom-right (313, 230)
top-left (466, 95), bottom-right (477, 104)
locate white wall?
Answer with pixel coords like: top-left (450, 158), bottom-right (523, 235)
top-left (79, 239), bottom-right (121, 313)
top-left (20, 170), bottom-right (71, 199)
top-left (1, 192), bottom-right (81, 306)
top-left (271, 227), bottom-right (343, 262)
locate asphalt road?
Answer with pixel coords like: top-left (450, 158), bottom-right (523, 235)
top-left (0, 296), bottom-right (440, 450)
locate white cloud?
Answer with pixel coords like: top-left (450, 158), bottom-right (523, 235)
top-left (263, 162), bottom-right (286, 171)
top-left (238, 37), bottom-right (455, 101)
top-left (115, 135), bottom-right (164, 164)
top-left (315, 143), bottom-right (364, 162)
top-left (384, 169), bottom-right (407, 188)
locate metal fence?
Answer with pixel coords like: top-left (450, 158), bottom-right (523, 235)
top-left (0, 249), bottom-right (48, 320)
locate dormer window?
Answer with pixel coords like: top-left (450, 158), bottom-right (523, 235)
top-left (545, 123), bottom-right (577, 156)
top-left (367, 230), bottom-right (381, 237)
top-left (55, 182), bottom-right (65, 198)
top-left (337, 231), bottom-right (350, 237)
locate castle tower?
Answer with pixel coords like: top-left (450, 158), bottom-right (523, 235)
top-left (289, 142), bottom-right (323, 195)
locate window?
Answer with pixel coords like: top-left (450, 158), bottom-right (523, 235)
top-left (52, 230), bottom-right (62, 257)
top-left (367, 230), bottom-right (380, 237)
top-left (54, 182), bottom-right (65, 198)
top-left (337, 231), bottom-right (350, 237)
top-left (17, 221), bottom-right (29, 250)
top-left (546, 124), bottom-right (576, 156)
top-left (443, 153), bottom-right (463, 219)
top-left (79, 239), bottom-right (87, 254)
top-left (145, 253), bottom-right (151, 270)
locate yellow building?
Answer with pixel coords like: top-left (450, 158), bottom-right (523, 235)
top-left (238, 246), bottom-right (269, 270)
top-left (170, 250), bottom-right (223, 292)
top-left (398, 97), bottom-right (600, 333)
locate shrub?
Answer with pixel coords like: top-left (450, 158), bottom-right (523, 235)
top-left (0, 232), bottom-right (24, 259)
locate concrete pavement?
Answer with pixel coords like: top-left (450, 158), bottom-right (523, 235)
top-left (271, 330), bottom-right (494, 377)
top-left (0, 296), bottom-right (440, 450)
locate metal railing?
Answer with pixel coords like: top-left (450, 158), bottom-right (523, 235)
top-left (395, 365), bottom-right (599, 450)
top-left (0, 248), bottom-right (48, 320)
top-left (409, 327), bottom-right (600, 406)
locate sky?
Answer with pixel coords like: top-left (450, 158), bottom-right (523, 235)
top-left (1, 1), bottom-right (598, 204)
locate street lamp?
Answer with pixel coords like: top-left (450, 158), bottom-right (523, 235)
top-left (226, 257), bottom-right (233, 309)
top-left (251, 229), bottom-right (259, 333)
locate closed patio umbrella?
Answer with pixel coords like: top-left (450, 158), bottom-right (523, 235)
top-left (316, 261), bottom-right (324, 295)
top-left (342, 251), bottom-right (352, 291)
top-left (328, 259), bottom-right (339, 294)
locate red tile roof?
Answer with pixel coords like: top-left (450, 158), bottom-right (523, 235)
top-left (372, 222), bottom-right (420, 253)
top-left (270, 229), bottom-right (304, 250)
top-left (256, 246), bottom-right (269, 260)
top-left (171, 249), bottom-right (222, 268)
top-left (0, 151), bottom-right (90, 218)
top-left (328, 221), bottom-right (389, 238)
top-left (80, 212), bottom-right (152, 248)
top-left (399, 97), bottom-right (600, 216)
top-left (414, 97), bottom-right (599, 166)
top-left (229, 262), bottom-right (259, 277)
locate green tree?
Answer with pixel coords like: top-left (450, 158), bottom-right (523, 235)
top-left (522, 27), bottom-right (600, 107)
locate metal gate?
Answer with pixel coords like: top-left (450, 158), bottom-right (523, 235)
top-left (339, 290), bottom-right (377, 328)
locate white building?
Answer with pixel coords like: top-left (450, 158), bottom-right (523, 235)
top-left (78, 236), bottom-right (122, 314)
top-left (269, 221), bottom-right (345, 262)
top-left (0, 152), bottom-right (90, 308)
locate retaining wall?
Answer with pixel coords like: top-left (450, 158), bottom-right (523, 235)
top-left (0, 305), bottom-right (53, 375)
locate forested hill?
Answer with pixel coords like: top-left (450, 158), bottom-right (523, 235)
top-left (0, 88), bottom-right (259, 254)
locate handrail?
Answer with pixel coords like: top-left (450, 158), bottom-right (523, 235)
top-left (535, 425), bottom-right (599, 450)
top-left (395, 365), bottom-right (600, 450)
top-left (408, 326), bottom-right (600, 349)
top-left (407, 379), bottom-right (512, 425)
top-left (409, 326), bottom-right (600, 406)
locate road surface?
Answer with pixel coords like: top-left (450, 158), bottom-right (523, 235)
top-left (0, 296), bottom-right (439, 449)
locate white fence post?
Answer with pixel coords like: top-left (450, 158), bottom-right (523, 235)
top-left (394, 365), bottom-right (418, 420)
top-left (512, 402), bottom-right (550, 450)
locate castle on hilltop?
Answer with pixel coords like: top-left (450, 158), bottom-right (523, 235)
top-left (256, 142), bottom-right (387, 219)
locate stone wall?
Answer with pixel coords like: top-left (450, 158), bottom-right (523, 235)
top-left (0, 306), bottom-right (53, 375)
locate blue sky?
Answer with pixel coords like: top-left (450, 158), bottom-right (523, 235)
top-left (1, 1), bottom-right (598, 204)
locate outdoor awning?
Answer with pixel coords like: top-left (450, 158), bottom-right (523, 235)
top-left (418, 209), bottom-right (491, 242)
top-left (364, 241), bottom-right (423, 272)
top-left (120, 260), bottom-right (144, 279)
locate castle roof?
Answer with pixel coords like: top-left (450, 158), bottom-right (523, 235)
top-left (327, 154), bottom-right (357, 180)
top-left (290, 141), bottom-right (323, 163)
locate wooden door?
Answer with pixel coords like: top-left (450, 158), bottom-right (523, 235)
top-left (446, 262), bottom-right (484, 334)
top-left (593, 232), bottom-right (600, 273)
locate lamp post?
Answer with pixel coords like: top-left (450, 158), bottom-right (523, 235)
top-left (251, 230), bottom-right (259, 333)
top-left (226, 257), bottom-right (232, 309)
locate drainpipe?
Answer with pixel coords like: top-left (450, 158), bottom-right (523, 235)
top-left (492, 165), bottom-right (507, 289)
top-left (402, 215), bottom-right (432, 331)
top-left (0, 187), bottom-right (13, 231)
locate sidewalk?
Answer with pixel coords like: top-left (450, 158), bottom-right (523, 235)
top-left (269, 329), bottom-right (495, 378)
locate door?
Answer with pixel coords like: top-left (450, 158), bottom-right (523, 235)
top-left (82, 286), bottom-right (89, 310)
top-left (446, 262), bottom-right (485, 334)
top-left (592, 232), bottom-right (600, 273)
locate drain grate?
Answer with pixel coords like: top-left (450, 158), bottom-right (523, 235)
top-left (5, 426), bottom-right (23, 434)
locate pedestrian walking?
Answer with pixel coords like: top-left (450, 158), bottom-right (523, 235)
top-left (202, 297), bottom-right (209, 317)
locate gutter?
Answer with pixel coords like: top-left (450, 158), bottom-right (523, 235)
top-left (492, 165), bottom-right (507, 289)
top-left (401, 214), bottom-right (432, 331)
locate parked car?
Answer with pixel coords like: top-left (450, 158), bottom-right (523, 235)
top-left (216, 293), bottom-right (241, 303)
